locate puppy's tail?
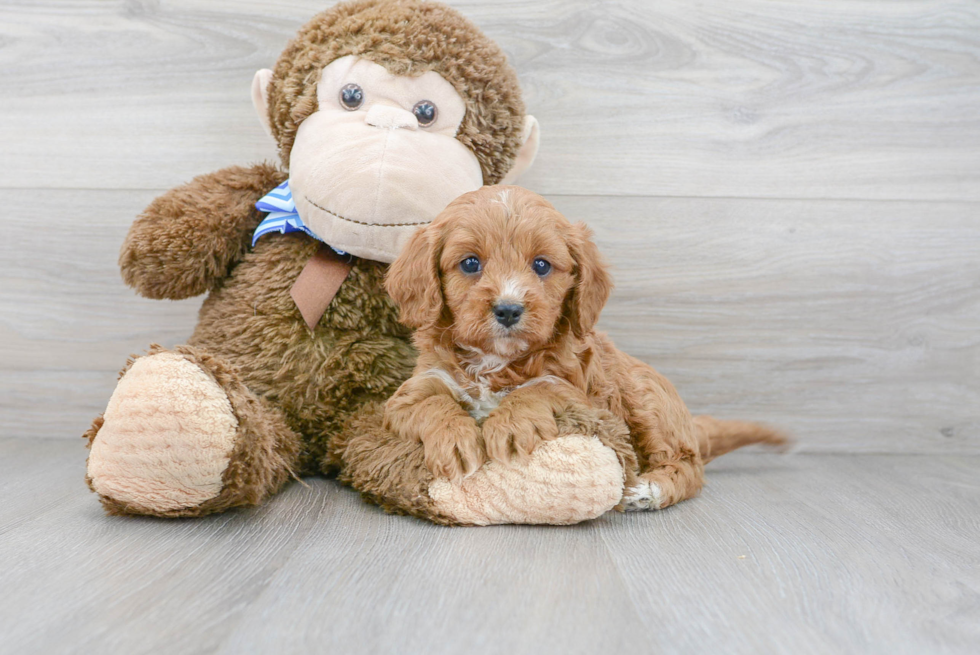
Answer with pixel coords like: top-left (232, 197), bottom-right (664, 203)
top-left (693, 415), bottom-right (791, 463)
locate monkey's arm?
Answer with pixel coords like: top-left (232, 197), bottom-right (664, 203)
top-left (120, 163), bottom-right (287, 300)
top-left (384, 374), bottom-right (485, 483)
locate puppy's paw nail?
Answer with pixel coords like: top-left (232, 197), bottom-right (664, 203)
top-left (648, 482), bottom-right (663, 510)
top-left (623, 481), bottom-right (663, 511)
top-left (623, 482), bottom-right (652, 511)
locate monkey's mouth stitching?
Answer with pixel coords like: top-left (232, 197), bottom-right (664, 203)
top-left (304, 196), bottom-right (431, 228)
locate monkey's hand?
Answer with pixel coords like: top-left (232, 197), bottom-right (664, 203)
top-left (384, 375), bottom-right (485, 483)
top-left (120, 163), bottom-right (286, 300)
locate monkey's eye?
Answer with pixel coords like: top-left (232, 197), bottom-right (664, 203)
top-left (460, 256), bottom-right (482, 274)
top-left (532, 258), bottom-right (552, 277)
top-left (339, 83), bottom-right (364, 111)
top-left (413, 100), bottom-right (438, 127)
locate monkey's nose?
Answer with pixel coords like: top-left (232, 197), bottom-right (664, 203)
top-left (365, 104), bottom-right (419, 131)
top-left (493, 303), bottom-right (524, 328)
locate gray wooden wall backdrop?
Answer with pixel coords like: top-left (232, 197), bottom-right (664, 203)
top-left (1, 0), bottom-right (977, 453)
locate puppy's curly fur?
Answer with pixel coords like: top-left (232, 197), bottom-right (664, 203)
top-left (385, 186), bottom-right (787, 510)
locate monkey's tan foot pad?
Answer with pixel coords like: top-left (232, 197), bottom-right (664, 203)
top-left (87, 352), bottom-right (238, 514)
top-left (428, 435), bottom-right (624, 526)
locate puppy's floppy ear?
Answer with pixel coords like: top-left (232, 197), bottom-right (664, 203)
top-left (565, 222), bottom-right (613, 338)
top-left (385, 224), bottom-right (444, 328)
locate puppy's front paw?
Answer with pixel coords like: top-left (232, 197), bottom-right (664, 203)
top-left (422, 420), bottom-right (485, 483)
top-left (483, 405), bottom-right (558, 464)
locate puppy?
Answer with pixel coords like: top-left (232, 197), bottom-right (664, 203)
top-left (384, 186), bottom-right (786, 511)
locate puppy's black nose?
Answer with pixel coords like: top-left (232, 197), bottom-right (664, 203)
top-left (493, 303), bottom-right (524, 328)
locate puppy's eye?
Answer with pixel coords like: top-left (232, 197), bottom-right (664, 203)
top-left (532, 258), bottom-right (552, 276)
top-left (339, 83), bottom-right (364, 110)
top-left (460, 256), bottom-right (482, 274)
top-left (413, 100), bottom-right (437, 126)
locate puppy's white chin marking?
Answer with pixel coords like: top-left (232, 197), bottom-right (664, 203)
top-left (491, 337), bottom-right (528, 359)
top-left (623, 480), bottom-right (663, 511)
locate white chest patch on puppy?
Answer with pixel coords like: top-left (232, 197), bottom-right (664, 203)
top-left (421, 368), bottom-right (509, 421)
top-left (421, 368), bottom-right (566, 422)
top-left (465, 384), bottom-right (510, 421)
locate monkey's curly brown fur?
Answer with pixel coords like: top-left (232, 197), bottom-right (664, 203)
top-left (85, 344), bottom-right (303, 517)
top-left (187, 220), bottom-right (418, 474)
top-left (94, 159), bottom-right (418, 513)
top-left (268, 0), bottom-right (526, 185)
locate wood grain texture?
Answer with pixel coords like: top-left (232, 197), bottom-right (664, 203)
top-left (0, 438), bottom-right (977, 655)
top-left (2, 190), bottom-right (977, 453)
top-left (0, 188), bottom-right (202, 440)
top-left (1, 1), bottom-right (978, 450)
top-left (555, 195), bottom-right (980, 454)
top-left (0, 0), bottom-right (978, 199)
top-left (598, 453), bottom-right (980, 655)
top-left (2, 4), bottom-right (977, 654)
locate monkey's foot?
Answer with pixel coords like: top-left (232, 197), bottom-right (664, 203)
top-left (428, 435), bottom-right (624, 525)
top-left (85, 346), bottom-right (299, 517)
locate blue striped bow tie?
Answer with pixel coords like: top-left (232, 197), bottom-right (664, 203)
top-left (253, 180), bottom-right (347, 256)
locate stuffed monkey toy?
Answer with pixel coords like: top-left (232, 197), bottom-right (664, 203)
top-left (84, 0), bottom-right (633, 525)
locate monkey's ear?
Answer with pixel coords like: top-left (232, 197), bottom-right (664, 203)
top-left (499, 115), bottom-right (540, 185)
top-left (565, 222), bottom-right (613, 338)
top-left (384, 225), bottom-right (445, 329)
top-left (251, 69), bottom-right (274, 139)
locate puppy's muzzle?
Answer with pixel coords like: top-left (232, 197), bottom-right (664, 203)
top-left (493, 303), bottom-right (524, 328)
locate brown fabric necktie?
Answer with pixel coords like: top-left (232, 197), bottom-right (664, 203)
top-left (290, 244), bottom-right (354, 330)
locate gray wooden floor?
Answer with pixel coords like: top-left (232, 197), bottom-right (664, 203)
top-left (2, 0), bottom-right (978, 453)
top-left (1, 438), bottom-right (978, 655)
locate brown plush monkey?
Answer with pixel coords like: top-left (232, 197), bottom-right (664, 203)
top-left (83, 0), bottom-right (632, 525)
